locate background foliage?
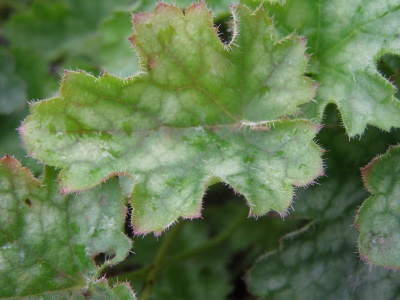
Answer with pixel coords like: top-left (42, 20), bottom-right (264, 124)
top-left (1, 0), bottom-right (400, 299)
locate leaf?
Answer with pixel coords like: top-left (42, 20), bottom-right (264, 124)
top-left (4, 0), bottom-right (131, 61)
top-left (246, 175), bottom-right (400, 299)
top-left (356, 145), bottom-right (400, 269)
top-left (241, 0), bottom-right (285, 7)
top-left (261, 0), bottom-right (400, 136)
top-left (0, 156), bottom-right (133, 298)
top-left (98, 0), bottom-right (240, 78)
top-left (135, 0), bottom-right (239, 15)
top-left (85, 280), bottom-right (136, 300)
top-left (9, 279), bottom-right (136, 300)
top-left (4, 0), bottom-right (134, 101)
top-left (0, 48), bottom-right (26, 114)
top-left (99, 9), bottom-right (141, 78)
top-left (20, 3), bottom-right (323, 234)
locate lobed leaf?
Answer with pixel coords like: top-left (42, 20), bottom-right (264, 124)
top-left (21, 3), bottom-right (323, 234)
top-left (356, 145), bottom-right (400, 268)
top-left (262, 0), bottom-right (400, 136)
top-left (0, 156), bottom-right (132, 298)
top-left (246, 175), bottom-right (400, 299)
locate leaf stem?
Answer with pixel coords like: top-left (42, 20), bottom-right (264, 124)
top-left (95, 260), bottom-right (112, 279)
top-left (163, 213), bottom-right (245, 267)
top-left (139, 222), bottom-right (183, 300)
top-left (112, 211), bottom-right (246, 287)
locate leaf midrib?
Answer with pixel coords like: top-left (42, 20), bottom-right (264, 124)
top-left (318, 3), bottom-right (400, 61)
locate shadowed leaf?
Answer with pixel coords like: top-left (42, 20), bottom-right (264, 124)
top-left (246, 175), bottom-right (400, 299)
top-left (0, 156), bottom-right (133, 298)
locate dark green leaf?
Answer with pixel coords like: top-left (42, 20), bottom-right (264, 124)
top-left (246, 175), bottom-right (400, 299)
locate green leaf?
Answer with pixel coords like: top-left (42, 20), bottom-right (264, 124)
top-left (4, 0), bottom-right (134, 101)
top-left (135, 0), bottom-right (239, 15)
top-left (21, 3), bottom-right (323, 234)
top-left (11, 48), bottom-right (58, 100)
top-left (4, 0), bottom-right (131, 61)
top-left (85, 280), bottom-right (136, 300)
top-left (246, 175), bottom-right (400, 299)
top-left (0, 156), bottom-right (132, 298)
top-left (241, 0), bottom-right (286, 7)
top-left (9, 279), bottom-right (136, 300)
top-left (98, 8), bottom-right (140, 78)
top-left (0, 48), bottom-right (26, 114)
top-left (356, 145), bottom-right (400, 269)
top-left (262, 0), bottom-right (400, 136)
top-left (97, 0), bottom-right (240, 77)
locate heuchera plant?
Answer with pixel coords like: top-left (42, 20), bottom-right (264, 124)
top-left (1, 0), bottom-right (400, 298)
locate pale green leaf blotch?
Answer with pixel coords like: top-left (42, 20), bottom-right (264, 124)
top-left (21, 3), bottom-right (323, 234)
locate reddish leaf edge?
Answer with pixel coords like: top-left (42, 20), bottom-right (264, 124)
top-left (354, 144), bottom-right (400, 270)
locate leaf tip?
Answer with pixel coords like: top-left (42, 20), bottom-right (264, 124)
top-left (131, 12), bottom-right (150, 29)
top-left (298, 35), bottom-right (307, 45)
top-left (154, 2), bottom-right (182, 15)
top-left (1, 154), bottom-right (14, 163)
top-left (186, 0), bottom-right (207, 11)
top-left (60, 186), bottom-right (70, 195)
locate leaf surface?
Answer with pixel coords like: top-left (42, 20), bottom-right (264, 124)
top-left (99, 8), bottom-right (140, 78)
top-left (356, 145), bottom-right (400, 268)
top-left (21, 3), bottom-right (323, 234)
top-left (4, 0), bottom-right (134, 100)
top-left (0, 48), bottom-right (26, 114)
top-left (261, 0), bottom-right (400, 136)
top-left (4, 0), bottom-right (131, 61)
top-left (4, 279), bottom-right (136, 300)
top-left (0, 156), bottom-right (132, 298)
top-left (246, 175), bottom-right (400, 299)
